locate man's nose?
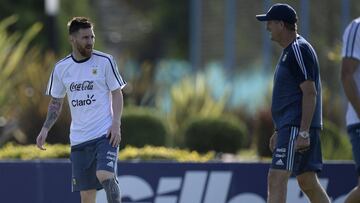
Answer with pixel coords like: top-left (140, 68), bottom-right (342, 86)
top-left (87, 38), bottom-right (94, 44)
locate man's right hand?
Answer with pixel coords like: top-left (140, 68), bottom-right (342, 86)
top-left (269, 131), bottom-right (278, 152)
top-left (36, 127), bottom-right (49, 150)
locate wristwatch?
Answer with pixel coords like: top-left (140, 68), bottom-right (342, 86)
top-left (299, 131), bottom-right (310, 139)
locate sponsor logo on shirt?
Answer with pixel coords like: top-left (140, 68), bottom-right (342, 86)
top-left (70, 81), bottom-right (94, 92)
top-left (71, 94), bottom-right (96, 107)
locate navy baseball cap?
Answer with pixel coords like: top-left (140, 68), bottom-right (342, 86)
top-left (256, 3), bottom-right (297, 24)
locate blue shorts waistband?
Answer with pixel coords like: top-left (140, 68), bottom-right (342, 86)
top-left (347, 123), bottom-right (360, 131)
top-left (71, 134), bottom-right (107, 151)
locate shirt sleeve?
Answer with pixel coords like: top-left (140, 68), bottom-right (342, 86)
top-left (45, 67), bottom-right (66, 98)
top-left (292, 42), bottom-right (318, 83)
top-left (342, 20), bottom-right (360, 60)
top-left (105, 55), bottom-right (127, 91)
top-left (290, 41), bottom-right (317, 83)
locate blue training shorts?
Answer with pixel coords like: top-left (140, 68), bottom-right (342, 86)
top-left (347, 123), bottom-right (360, 176)
top-left (271, 126), bottom-right (323, 176)
top-left (70, 135), bottom-right (119, 192)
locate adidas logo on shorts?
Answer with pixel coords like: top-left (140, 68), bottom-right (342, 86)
top-left (107, 161), bottom-right (114, 168)
top-left (275, 159), bottom-right (284, 166)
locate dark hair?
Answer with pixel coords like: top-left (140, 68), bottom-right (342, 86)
top-left (67, 17), bottom-right (93, 35)
top-left (284, 22), bottom-right (297, 31)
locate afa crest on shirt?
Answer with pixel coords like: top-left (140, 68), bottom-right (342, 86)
top-left (92, 68), bottom-right (97, 75)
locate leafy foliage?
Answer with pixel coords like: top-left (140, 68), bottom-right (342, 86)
top-left (253, 109), bottom-right (274, 157)
top-left (0, 1), bottom-right (357, 160)
top-left (321, 120), bottom-right (352, 160)
top-left (0, 17), bottom-right (71, 145)
top-left (122, 0), bottom-right (189, 60)
top-left (121, 107), bottom-right (168, 148)
top-left (0, 0), bottom-right (46, 48)
top-left (0, 143), bottom-right (70, 160)
top-left (166, 73), bottom-right (229, 146)
top-left (0, 0), bottom-right (97, 54)
top-left (184, 116), bottom-right (247, 153)
top-left (0, 16), bottom-right (42, 117)
top-left (10, 42), bottom-right (71, 145)
top-left (119, 145), bottom-right (214, 162)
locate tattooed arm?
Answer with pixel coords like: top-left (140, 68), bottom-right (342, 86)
top-left (36, 97), bottom-right (64, 150)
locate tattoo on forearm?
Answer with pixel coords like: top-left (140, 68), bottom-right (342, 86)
top-left (43, 98), bottom-right (63, 129)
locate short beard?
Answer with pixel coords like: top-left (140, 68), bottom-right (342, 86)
top-left (77, 45), bottom-right (92, 58)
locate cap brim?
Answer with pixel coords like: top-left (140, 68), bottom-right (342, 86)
top-left (256, 14), bottom-right (269, 21)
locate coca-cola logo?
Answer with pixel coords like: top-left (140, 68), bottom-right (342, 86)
top-left (70, 81), bottom-right (94, 92)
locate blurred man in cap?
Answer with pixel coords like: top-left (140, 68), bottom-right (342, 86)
top-left (256, 3), bottom-right (330, 203)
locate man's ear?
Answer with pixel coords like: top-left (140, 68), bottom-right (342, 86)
top-left (279, 21), bottom-right (285, 29)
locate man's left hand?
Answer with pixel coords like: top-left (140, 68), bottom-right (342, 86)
top-left (107, 123), bottom-right (121, 147)
top-left (295, 132), bottom-right (310, 152)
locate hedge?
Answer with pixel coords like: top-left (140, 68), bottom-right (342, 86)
top-left (119, 145), bottom-right (214, 162)
top-left (0, 143), bottom-right (214, 162)
top-left (184, 116), bottom-right (247, 153)
top-left (121, 107), bottom-right (168, 148)
top-left (321, 120), bottom-right (352, 160)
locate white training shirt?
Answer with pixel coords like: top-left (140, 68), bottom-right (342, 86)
top-left (342, 17), bottom-right (360, 126)
top-left (46, 50), bottom-right (126, 146)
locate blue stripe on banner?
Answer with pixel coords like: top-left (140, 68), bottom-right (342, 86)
top-left (93, 53), bottom-right (124, 86)
top-left (350, 23), bottom-right (360, 57)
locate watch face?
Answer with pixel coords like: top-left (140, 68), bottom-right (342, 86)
top-left (300, 132), bottom-right (309, 138)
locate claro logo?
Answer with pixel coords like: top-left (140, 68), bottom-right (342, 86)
top-left (71, 94), bottom-right (96, 107)
top-left (96, 171), bottom-right (339, 203)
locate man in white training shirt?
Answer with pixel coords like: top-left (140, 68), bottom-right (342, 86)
top-left (341, 16), bottom-right (360, 203)
top-left (36, 17), bottom-right (125, 203)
